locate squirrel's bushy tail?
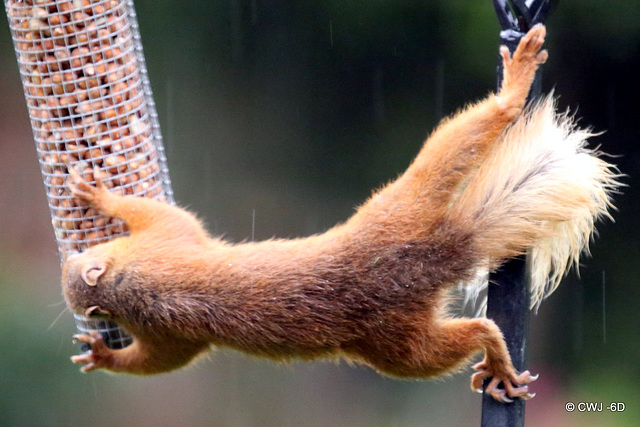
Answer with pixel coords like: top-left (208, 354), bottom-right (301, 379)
top-left (450, 95), bottom-right (621, 309)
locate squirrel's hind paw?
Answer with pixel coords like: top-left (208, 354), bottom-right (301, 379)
top-left (471, 361), bottom-right (538, 403)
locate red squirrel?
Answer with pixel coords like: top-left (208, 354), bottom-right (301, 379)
top-left (62, 25), bottom-right (619, 402)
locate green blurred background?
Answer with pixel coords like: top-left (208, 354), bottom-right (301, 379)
top-left (1, 1), bottom-right (638, 426)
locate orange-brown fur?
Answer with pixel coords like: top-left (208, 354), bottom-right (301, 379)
top-left (61, 26), bottom-right (616, 402)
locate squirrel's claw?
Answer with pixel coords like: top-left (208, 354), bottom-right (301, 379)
top-left (471, 362), bottom-right (538, 403)
top-left (71, 331), bottom-right (114, 373)
top-left (67, 166), bottom-right (107, 206)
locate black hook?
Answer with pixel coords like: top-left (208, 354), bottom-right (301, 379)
top-left (493, 0), bottom-right (557, 50)
top-left (493, 0), bottom-right (557, 33)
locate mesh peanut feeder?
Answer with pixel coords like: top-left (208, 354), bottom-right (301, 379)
top-left (4, 0), bottom-right (172, 349)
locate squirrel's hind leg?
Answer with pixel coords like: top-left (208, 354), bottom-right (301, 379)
top-left (361, 316), bottom-right (537, 403)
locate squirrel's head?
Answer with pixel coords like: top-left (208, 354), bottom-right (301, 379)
top-left (61, 241), bottom-right (130, 322)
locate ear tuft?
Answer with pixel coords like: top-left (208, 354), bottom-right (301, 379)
top-left (81, 260), bottom-right (107, 287)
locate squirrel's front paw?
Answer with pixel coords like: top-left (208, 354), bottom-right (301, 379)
top-left (71, 331), bottom-right (115, 372)
top-left (471, 360), bottom-right (538, 403)
top-left (67, 167), bottom-right (106, 206)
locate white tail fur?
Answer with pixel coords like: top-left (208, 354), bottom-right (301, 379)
top-left (451, 95), bottom-right (621, 310)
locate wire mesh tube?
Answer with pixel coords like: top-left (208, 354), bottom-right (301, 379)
top-left (4, 0), bottom-right (173, 349)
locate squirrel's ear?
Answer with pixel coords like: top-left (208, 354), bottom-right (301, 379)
top-left (81, 260), bottom-right (107, 287)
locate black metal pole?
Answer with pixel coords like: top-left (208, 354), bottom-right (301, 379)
top-left (481, 1), bottom-right (555, 426)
